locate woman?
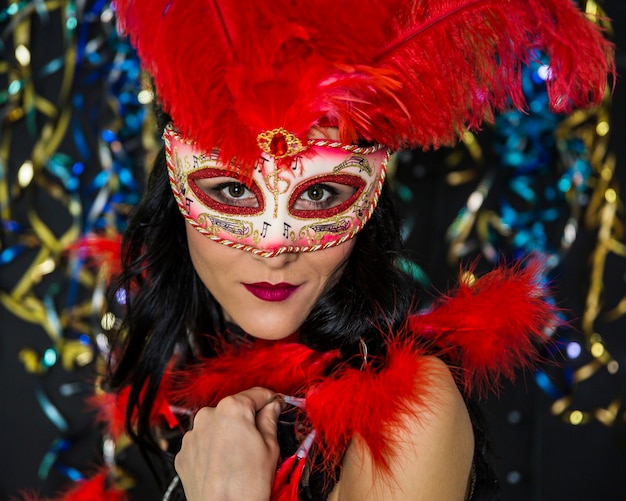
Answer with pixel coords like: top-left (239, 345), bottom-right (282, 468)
top-left (110, 116), bottom-right (479, 500)
top-left (39, 0), bottom-right (612, 500)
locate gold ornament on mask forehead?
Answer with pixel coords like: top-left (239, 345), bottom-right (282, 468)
top-left (257, 128), bottom-right (306, 158)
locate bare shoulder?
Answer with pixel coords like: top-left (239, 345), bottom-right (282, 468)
top-left (328, 356), bottom-right (474, 501)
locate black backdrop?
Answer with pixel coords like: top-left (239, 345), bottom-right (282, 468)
top-left (1, 2), bottom-right (625, 500)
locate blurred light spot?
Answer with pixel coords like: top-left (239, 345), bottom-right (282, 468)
top-left (507, 410), bottom-right (522, 425)
top-left (101, 312), bottom-right (116, 331)
top-left (72, 162), bottom-right (84, 176)
top-left (43, 348), bottom-right (57, 367)
top-left (563, 222), bottom-right (577, 245)
top-left (537, 65), bottom-right (553, 81)
top-left (558, 177), bottom-right (571, 192)
top-left (596, 121), bottom-right (610, 137)
top-left (100, 8), bottom-right (114, 23)
top-left (600, 167), bottom-right (613, 181)
top-left (34, 258), bottom-right (55, 276)
top-left (566, 342), bottom-right (582, 359)
top-left (8, 108), bottom-right (24, 121)
top-left (18, 160), bottom-right (34, 187)
top-left (8, 79), bottom-right (22, 95)
top-left (96, 333), bottom-right (110, 353)
top-left (506, 471), bottom-right (522, 485)
top-left (467, 191), bottom-right (484, 213)
top-left (76, 350), bottom-right (93, 367)
top-left (138, 89), bottom-right (154, 104)
top-left (15, 44), bottom-right (31, 66)
top-left (569, 410), bottom-right (584, 425)
top-left (461, 271), bottom-right (476, 286)
top-left (591, 342), bottom-right (605, 358)
top-left (102, 129), bottom-right (116, 143)
top-left (605, 189), bottom-right (617, 204)
top-left (607, 360), bottom-right (619, 374)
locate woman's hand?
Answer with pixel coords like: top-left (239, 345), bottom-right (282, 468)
top-left (174, 387), bottom-right (282, 501)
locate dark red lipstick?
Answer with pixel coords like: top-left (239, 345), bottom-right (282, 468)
top-left (243, 282), bottom-right (299, 302)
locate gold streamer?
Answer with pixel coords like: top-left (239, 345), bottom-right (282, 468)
top-left (0, 0), bottom-right (103, 373)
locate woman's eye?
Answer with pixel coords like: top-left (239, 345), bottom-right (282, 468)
top-left (194, 178), bottom-right (260, 208)
top-left (225, 183), bottom-right (248, 198)
top-left (292, 182), bottom-right (358, 212)
top-left (214, 182), bottom-right (258, 207)
top-left (302, 185), bottom-right (330, 202)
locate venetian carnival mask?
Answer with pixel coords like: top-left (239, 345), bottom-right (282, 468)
top-left (164, 124), bottom-right (390, 257)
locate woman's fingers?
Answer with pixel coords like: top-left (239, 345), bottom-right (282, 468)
top-left (222, 387), bottom-right (282, 454)
top-left (174, 387), bottom-right (282, 501)
top-left (256, 398), bottom-right (282, 451)
top-left (214, 386), bottom-right (277, 417)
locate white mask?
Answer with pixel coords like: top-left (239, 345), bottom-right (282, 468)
top-left (164, 124), bottom-right (389, 257)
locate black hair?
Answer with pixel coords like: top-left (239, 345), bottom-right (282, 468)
top-left (107, 143), bottom-right (418, 486)
top-left (299, 181), bottom-right (414, 360)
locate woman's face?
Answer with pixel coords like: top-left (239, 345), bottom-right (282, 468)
top-left (186, 222), bottom-right (355, 340)
top-left (177, 126), bottom-right (371, 339)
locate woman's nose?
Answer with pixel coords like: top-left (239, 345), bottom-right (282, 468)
top-left (252, 248), bottom-right (299, 267)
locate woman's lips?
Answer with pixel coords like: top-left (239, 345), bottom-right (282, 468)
top-left (243, 282), bottom-right (300, 302)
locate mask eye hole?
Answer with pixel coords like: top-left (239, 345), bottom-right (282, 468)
top-left (289, 174), bottom-right (365, 219)
top-left (188, 168), bottom-right (264, 215)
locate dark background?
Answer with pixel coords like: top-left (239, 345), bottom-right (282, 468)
top-left (1, 2), bottom-right (625, 500)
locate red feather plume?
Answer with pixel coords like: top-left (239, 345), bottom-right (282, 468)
top-left (409, 260), bottom-right (559, 397)
top-left (306, 343), bottom-right (432, 472)
top-left (114, 0), bottom-right (613, 176)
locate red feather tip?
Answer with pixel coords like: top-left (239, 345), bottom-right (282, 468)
top-left (271, 453), bottom-right (306, 501)
top-left (114, 0), bottom-right (614, 175)
top-left (88, 377), bottom-right (179, 440)
top-left (18, 469), bottom-right (128, 501)
top-left (409, 260), bottom-right (560, 397)
top-left (271, 431), bottom-right (315, 501)
top-left (67, 233), bottom-right (122, 279)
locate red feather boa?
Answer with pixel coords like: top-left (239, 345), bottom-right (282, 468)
top-left (28, 262), bottom-right (557, 500)
top-left (169, 340), bottom-right (432, 474)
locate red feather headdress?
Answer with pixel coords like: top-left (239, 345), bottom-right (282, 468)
top-left (113, 0), bottom-right (613, 176)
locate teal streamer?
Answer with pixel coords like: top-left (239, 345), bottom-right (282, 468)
top-left (35, 387), bottom-right (69, 434)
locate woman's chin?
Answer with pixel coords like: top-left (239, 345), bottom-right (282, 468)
top-left (229, 315), bottom-right (302, 341)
